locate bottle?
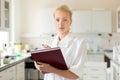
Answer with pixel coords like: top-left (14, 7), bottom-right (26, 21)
top-left (14, 43), bottom-right (22, 54)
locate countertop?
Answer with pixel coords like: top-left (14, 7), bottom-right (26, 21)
top-left (0, 52), bottom-right (119, 72)
top-left (104, 52), bottom-right (120, 67)
top-left (0, 54), bottom-right (31, 71)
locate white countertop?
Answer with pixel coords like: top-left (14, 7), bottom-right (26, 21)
top-left (104, 52), bottom-right (120, 66)
top-left (0, 53), bottom-right (31, 71)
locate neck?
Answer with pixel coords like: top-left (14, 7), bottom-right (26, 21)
top-left (58, 31), bottom-right (69, 41)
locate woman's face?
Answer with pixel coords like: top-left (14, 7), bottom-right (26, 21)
top-left (54, 10), bottom-right (72, 34)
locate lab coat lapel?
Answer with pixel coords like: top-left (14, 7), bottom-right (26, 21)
top-left (51, 35), bottom-right (59, 47)
top-left (58, 33), bottom-right (72, 48)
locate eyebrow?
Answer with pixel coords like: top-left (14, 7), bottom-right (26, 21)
top-left (56, 17), bottom-right (70, 19)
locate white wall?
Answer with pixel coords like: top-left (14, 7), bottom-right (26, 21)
top-left (19, 0), bottom-right (120, 36)
top-left (11, 0), bottom-right (22, 42)
top-left (13, 0), bottom-right (120, 48)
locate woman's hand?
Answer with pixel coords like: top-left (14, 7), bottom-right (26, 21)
top-left (34, 61), bottom-right (79, 79)
top-left (42, 44), bottom-right (51, 48)
top-left (34, 61), bottom-right (54, 73)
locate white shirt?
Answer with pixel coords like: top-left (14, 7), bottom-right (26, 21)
top-left (42, 33), bottom-right (87, 80)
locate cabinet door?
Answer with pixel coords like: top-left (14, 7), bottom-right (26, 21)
top-left (5, 0), bottom-right (9, 28)
top-left (0, 0), bottom-right (1, 28)
top-left (0, 0), bottom-right (9, 30)
top-left (36, 8), bottom-right (56, 34)
top-left (6, 66), bottom-right (16, 80)
top-left (0, 0), bottom-right (4, 29)
top-left (0, 70), bottom-right (8, 80)
top-left (85, 54), bottom-right (104, 62)
top-left (111, 61), bottom-right (119, 80)
top-left (92, 10), bottom-right (112, 33)
top-left (16, 62), bottom-right (25, 80)
top-left (117, 8), bottom-right (120, 32)
top-left (71, 10), bottom-right (91, 33)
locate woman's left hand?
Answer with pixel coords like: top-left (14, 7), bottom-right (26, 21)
top-left (34, 61), bottom-right (54, 72)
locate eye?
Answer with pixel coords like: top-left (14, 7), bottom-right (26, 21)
top-left (63, 19), bottom-right (67, 22)
top-left (56, 18), bottom-right (60, 22)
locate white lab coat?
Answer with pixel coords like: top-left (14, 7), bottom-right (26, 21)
top-left (41, 33), bottom-right (87, 80)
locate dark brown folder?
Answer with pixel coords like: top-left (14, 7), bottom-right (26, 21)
top-left (31, 47), bottom-right (68, 71)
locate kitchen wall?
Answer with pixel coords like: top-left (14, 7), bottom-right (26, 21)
top-left (19, 0), bottom-right (120, 35)
top-left (13, 0), bottom-right (120, 50)
top-left (21, 33), bottom-right (120, 52)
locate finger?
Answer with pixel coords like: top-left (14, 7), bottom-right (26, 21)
top-left (34, 61), bottom-right (38, 67)
top-left (36, 61), bottom-right (45, 65)
top-left (43, 45), bottom-right (51, 48)
top-left (34, 61), bottom-right (40, 70)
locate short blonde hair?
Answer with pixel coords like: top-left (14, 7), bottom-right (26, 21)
top-left (54, 5), bottom-right (72, 19)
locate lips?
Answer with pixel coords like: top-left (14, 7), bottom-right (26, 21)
top-left (59, 28), bottom-right (64, 29)
top-left (59, 28), bottom-right (64, 31)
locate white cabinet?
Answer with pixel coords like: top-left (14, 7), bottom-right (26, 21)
top-left (16, 62), bottom-right (25, 80)
top-left (92, 10), bottom-right (112, 33)
top-left (22, 9), bottom-right (112, 35)
top-left (0, 65), bottom-right (17, 80)
top-left (106, 67), bottom-right (113, 80)
top-left (0, 0), bottom-right (10, 30)
top-left (0, 66), bottom-right (16, 80)
top-left (83, 62), bottom-right (107, 80)
top-left (83, 75), bottom-right (106, 80)
top-left (86, 53), bottom-right (104, 62)
top-left (6, 65), bottom-right (16, 80)
top-left (36, 8), bottom-right (56, 34)
top-left (0, 70), bottom-right (8, 80)
top-left (0, 61), bottom-right (25, 80)
top-left (72, 10), bottom-right (91, 33)
top-left (84, 54), bottom-right (107, 80)
top-left (110, 61), bottom-right (119, 80)
top-left (71, 10), bottom-right (112, 33)
top-left (117, 8), bottom-right (120, 32)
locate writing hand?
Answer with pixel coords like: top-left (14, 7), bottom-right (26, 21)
top-left (42, 44), bottom-right (51, 48)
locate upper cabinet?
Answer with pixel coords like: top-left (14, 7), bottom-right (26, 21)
top-left (38, 8), bottom-right (56, 34)
top-left (22, 8), bottom-right (112, 36)
top-left (5, 0), bottom-right (9, 28)
top-left (92, 10), bottom-right (112, 33)
top-left (71, 10), bottom-right (112, 33)
top-left (0, 0), bottom-right (10, 30)
top-left (117, 8), bottom-right (120, 32)
top-left (72, 10), bottom-right (92, 33)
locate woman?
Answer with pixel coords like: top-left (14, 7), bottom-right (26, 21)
top-left (34, 5), bottom-right (87, 80)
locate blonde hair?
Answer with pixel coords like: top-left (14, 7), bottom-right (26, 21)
top-left (54, 5), bottom-right (72, 19)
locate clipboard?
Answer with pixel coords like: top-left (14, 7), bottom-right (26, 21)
top-left (31, 47), bottom-right (68, 72)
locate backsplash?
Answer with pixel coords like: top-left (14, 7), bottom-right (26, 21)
top-left (21, 33), bottom-right (120, 53)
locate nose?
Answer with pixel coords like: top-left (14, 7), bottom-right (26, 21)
top-left (58, 20), bottom-right (63, 26)
top-left (58, 20), bottom-right (62, 24)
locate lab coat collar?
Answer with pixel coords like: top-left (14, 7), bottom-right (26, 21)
top-left (54, 32), bottom-right (73, 47)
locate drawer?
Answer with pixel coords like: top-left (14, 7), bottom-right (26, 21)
top-left (84, 62), bottom-right (107, 68)
top-left (86, 54), bottom-right (104, 62)
top-left (84, 66), bottom-right (106, 70)
top-left (83, 68), bottom-right (106, 74)
top-left (83, 74), bottom-right (106, 80)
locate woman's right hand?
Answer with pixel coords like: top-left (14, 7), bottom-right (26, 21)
top-left (42, 44), bottom-right (51, 48)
